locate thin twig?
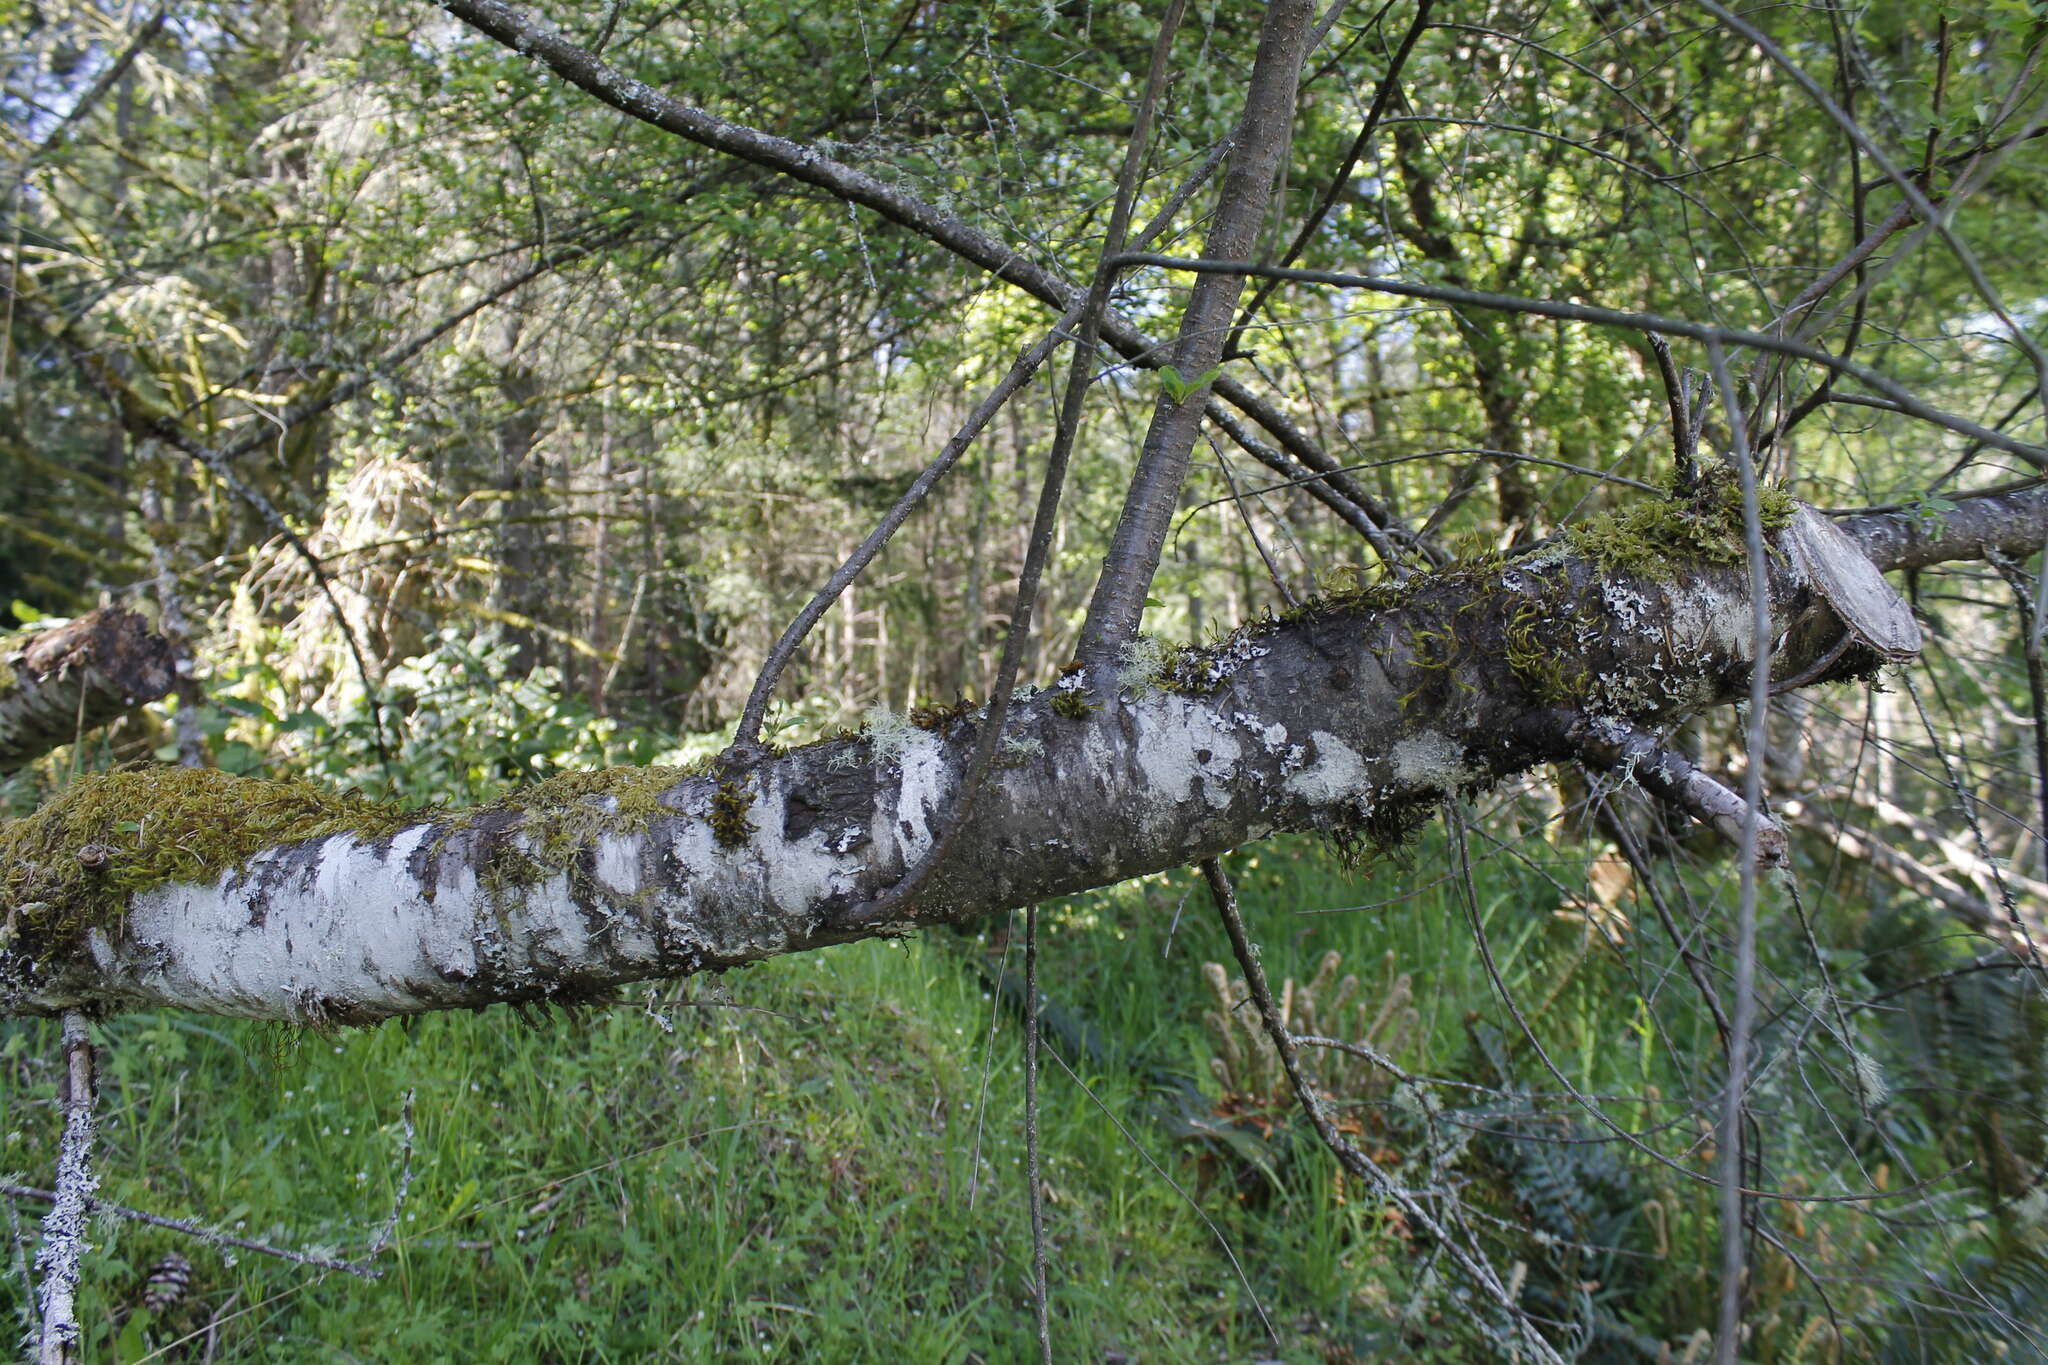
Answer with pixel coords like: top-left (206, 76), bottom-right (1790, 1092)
top-left (1109, 254), bottom-right (2048, 466)
top-left (1706, 335), bottom-right (1771, 1365)
top-left (1231, 0), bottom-right (1437, 341)
top-left (1023, 902), bottom-right (1052, 1364)
top-left (362, 1090), bottom-right (416, 1261)
top-left (1989, 549), bottom-right (2048, 874)
top-left (1645, 331), bottom-right (1696, 496)
top-left (1198, 858), bottom-right (1566, 1364)
top-left (34, 1013), bottom-right (96, 1365)
top-left (1038, 1040), bottom-right (1278, 1343)
top-left (0, 1184), bottom-right (375, 1278)
top-left (7, 6), bottom-right (168, 191)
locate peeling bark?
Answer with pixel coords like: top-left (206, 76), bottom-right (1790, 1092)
top-left (7, 490), bottom-right (2018, 1023)
top-left (0, 608), bottom-right (177, 773)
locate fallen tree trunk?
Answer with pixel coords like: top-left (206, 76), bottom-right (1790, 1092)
top-left (0, 608), bottom-right (177, 774)
top-left (3, 487), bottom-right (2042, 1023)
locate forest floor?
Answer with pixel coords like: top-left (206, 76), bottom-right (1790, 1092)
top-left (0, 831), bottom-right (1927, 1362)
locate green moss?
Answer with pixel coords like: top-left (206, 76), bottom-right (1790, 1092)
top-left (0, 765), bottom-right (710, 956)
top-left (492, 765), bottom-right (690, 825)
top-left (450, 765), bottom-right (693, 896)
top-left (1502, 598), bottom-right (1596, 704)
top-left (1155, 643), bottom-right (1227, 697)
top-left (1049, 688), bottom-right (1096, 720)
top-left (1271, 566), bottom-right (1416, 631)
top-left (1565, 472), bottom-right (1795, 578)
top-left (709, 778), bottom-right (757, 848)
top-left (1323, 792), bottom-right (1440, 870)
top-left (0, 767), bottom-right (415, 961)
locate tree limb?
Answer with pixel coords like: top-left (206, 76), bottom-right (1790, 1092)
top-left (10, 489), bottom-right (2035, 1022)
top-left (0, 607), bottom-right (176, 773)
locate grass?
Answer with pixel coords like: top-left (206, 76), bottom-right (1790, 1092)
top-left (2, 815), bottom-right (2039, 1362)
top-left (0, 832), bottom-right (1583, 1363)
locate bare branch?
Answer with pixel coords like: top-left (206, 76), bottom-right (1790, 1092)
top-left (434, 0), bottom-right (1403, 550)
top-left (1079, 0), bottom-right (1322, 655)
top-left (1518, 710), bottom-right (1787, 867)
top-left (1111, 253), bottom-right (2048, 466)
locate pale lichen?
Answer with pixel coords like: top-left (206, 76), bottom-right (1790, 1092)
top-left (1391, 732), bottom-right (1479, 789)
top-left (863, 706), bottom-right (917, 765)
top-left (1115, 635), bottom-right (1168, 695)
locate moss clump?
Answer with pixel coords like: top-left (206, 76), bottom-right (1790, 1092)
top-left (458, 765), bottom-right (692, 891)
top-left (491, 765), bottom-right (689, 825)
top-left (0, 767), bottom-right (416, 961)
top-left (708, 778), bottom-right (756, 848)
top-left (1155, 642), bottom-right (1226, 697)
top-left (1271, 566), bottom-right (1417, 631)
top-left (1502, 597), bottom-right (1597, 704)
top-left (907, 698), bottom-right (977, 732)
top-left (1049, 688), bottom-right (1096, 720)
top-left (1323, 792), bottom-right (1440, 870)
top-left (1565, 472), bottom-right (1795, 578)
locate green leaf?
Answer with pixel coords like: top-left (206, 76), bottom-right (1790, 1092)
top-left (445, 1176), bottom-right (481, 1220)
top-left (1157, 364), bottom-right (1222, 404)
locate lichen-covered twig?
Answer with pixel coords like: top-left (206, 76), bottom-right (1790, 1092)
top-left (0, 1183), bottom-right (376, 1277)
top-left (1521, 709), bottom-right (1788, 867)
top-left (33, 1013), bottom-right (95, 1365)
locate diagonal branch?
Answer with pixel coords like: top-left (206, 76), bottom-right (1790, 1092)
top-left (1110, 253), bottom-right (2048, 466)
top-left (432, 0), bottom-right (1405, 547)
top-left (1078, 0), bottom-right (1322, 656)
